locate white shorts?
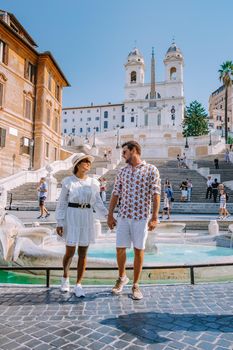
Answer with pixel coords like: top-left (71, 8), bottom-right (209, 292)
top-left (220, 203), bottom-right (226, 209)
top-left (181, 190), bottom-right (187, 197)
top-left (116, 217), bottom-right (148, 250)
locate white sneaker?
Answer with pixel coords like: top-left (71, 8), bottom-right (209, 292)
top-left (112, 276), bottom-right (129, 294)
top-left (60, 277), bottom-right (70, 292)
top-left (73, 284), bottom-right (85, 297)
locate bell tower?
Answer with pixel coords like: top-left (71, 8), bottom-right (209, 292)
top-left (164, 40), bottom-right (184, 83)
top-left (125, 47), bottom-right (145, 87)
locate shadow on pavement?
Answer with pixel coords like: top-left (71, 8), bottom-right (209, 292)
top-left (101, 311), bottom-right (233, 344)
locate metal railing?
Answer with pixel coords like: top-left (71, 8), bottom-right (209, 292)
top-left (1, 262), bottom-right (233, 288)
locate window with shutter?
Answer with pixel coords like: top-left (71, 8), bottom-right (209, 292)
top-left (46, 108), bottom-right (50, 126)
top-left (55, 84), bottom-right (60, 101)
top-left (45, 142), bottom-right (49, 158)
top-left (0, 128), bottom-right (6, 147)
top-left (0, 40), bottom-right (8, 65)
top-left (48, 73), bottom-right (52, 91)
top-left (0, 41), bottom-right (4, 62)
top-left (25, 99), bottom-right (32, 119)
top-left (28, 62), bottom-right (35, 83)
top-left (24, 59), bottom-right (29, 79)
top-left (0, 83), bottom-right (3, 107)
top-left (24, 60), bottom-right (35, 82)
top-left (54, 116), bottom-right (58, 132)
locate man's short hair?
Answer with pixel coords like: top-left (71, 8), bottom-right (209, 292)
top-left (121, 140), bottom-right (141, 155)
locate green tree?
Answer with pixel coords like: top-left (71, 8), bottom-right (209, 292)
top-left (183, 100), bottom-right (209, 137)
top-left (219, 61), bottom-right (233, 144)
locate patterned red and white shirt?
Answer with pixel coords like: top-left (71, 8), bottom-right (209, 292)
top-left (112, 161), bottom-right (161, 220)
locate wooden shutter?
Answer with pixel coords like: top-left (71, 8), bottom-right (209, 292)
top-left (0, 128), bottom-right (6, 147)
top-left (31, 64), bottom-right (36, 84)
top-left (3, 43), bottom-right (8, 65)
top-left (0, 83), bottom-right (3, 107)
top-left (24, 59), bottom-right (29, 79)
top-left (25, 99), bottom-right (31, 119)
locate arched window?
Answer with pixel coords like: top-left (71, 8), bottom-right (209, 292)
top-left (170, 67), bottom-right (177, 80)
top-left (104, 111), bottom-right (108, 118)
top-left (130, 71), bottom-right (137, 83)
top-left (157, 113), bottom-right (161, 126)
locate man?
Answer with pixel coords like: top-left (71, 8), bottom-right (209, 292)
top-left (212, 178), bottom-right (219, 203)
top-left (214, 158), bottom-right (219, 169)
top-left (107, 141), bottom-right (161, 300)
top-left (206, 175), bottom-right (213, 200)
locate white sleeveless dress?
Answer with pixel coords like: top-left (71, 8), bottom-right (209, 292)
top-left (55, 175), bottom-right (108, 246)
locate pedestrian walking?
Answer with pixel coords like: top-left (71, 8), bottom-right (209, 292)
top-left (164, 184), bottom-right (174, 212)
top-left (107, 140), bottom-right (161, 300)
top-left (218, 189), bottom-right (230, 220)
top-left (177, 154), bottom-right (181, 168)
top-left (37, 177), bottom-right (50, 219)
top-left (99, 177), bottom-right (107, 204)
top-left (206, 175), bottom-right (213, 199)
top-left (55, 153), bottom-right (108, 297)
top-left (159, 192), bottom-right (170, 220)
top-left (212, 178), bottom-right (219, 203)
top-left (187, 179), bottom-right (192, 202)
top-left (214, 158), bottom-right (219, 169)
top-left (224, 149), bottom-right (230, 163)
top-left (180, 180), bottom-right (188, 202)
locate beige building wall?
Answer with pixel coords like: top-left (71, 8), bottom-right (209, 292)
top-left (0, 10), bottom-right (69, 178)
top-left (209, 85), bottom-right (233, 133)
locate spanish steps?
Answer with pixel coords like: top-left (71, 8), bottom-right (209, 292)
top-left (6, 154), bottom-right (233, 214)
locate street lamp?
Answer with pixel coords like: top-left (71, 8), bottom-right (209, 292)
top-left (28, 139), bottom-right (34, 170)
top-left (209, 130), bottom-right (212, 146)
top-left (116, 125), bottom-right (120, 149)
top-left (184, 129), bottom-right (189, 148)
top-left (92, 127), bottom-right (96, 148)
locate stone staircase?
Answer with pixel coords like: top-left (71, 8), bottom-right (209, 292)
top-left (194, 154), bottom-right (233, 182)
top-left (6, 156), bottom-right (110, 203)
top-left (101, 159), bottom-right (233, 204)
top-left (6, 156), bottom-right (233, 213)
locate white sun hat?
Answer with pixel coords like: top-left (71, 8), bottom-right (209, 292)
top-left (72, 153), bottom-right (95, 168)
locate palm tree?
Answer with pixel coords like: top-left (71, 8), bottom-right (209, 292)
top-left (218, 61), bottom-right (233, 144)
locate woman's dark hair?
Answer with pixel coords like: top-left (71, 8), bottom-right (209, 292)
top-left (73, 159), bottom-right (90, 174)
top-left (121, 140), bottom-right (141, 155)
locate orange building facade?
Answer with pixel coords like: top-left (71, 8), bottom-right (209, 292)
top-left (0, 10), bottom-right (69, 178)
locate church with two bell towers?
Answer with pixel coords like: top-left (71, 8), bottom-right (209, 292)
top-left (124, 42), bottom-right (185, 129)
top-left (62, 42), bottom-right (185, 136)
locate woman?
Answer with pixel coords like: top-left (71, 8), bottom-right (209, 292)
top-left (218, 189), bottom-right (227, 220)
top-left (37, 177), bottom-right (50, 219)
top-left (56, 153), bottom-right (108, 297)
top-left (180, 181), bottom-right (188, 202)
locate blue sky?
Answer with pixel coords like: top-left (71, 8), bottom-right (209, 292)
top-left (1, 0), bottom-right (233, 110)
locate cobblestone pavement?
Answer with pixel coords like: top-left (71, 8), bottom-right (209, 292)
top-left (0, 283), bottom-right (233, 350)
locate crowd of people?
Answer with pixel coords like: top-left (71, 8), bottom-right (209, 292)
top-left (206, 176), bottom-right (231, 220)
